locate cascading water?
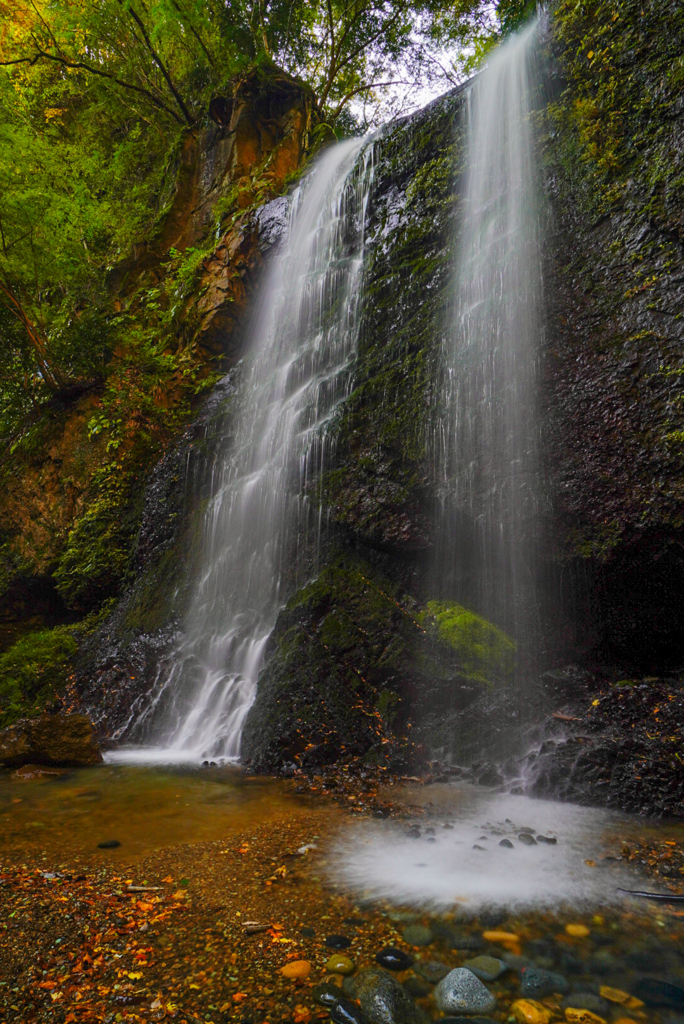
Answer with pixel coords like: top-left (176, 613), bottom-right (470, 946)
top-left (434, 21), bottom-right (545, 652)
top-left (114, 137), bottom-right (375, 763)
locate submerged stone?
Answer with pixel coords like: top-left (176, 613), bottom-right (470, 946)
top-left (313, 982), bottom-right (342, 1007)
top-left (463, 956), bottom-right (508, 982)
top-left (414, 960), bottom-right (451, 983)
top-left (402, 924), bottom-right (434, 947)
top-left (353, 967), bottom-right (423, 1024)
top-left (327, 955), bottom-right (355, 975)
top-left (332, 997), bottom-right (371, 1024)
top-left (326, 934), bottom-right (352, 949)
top-left (520, 968), bottom-right (569, 999)
top-left (375, 947), bottom-right (414, 970)
top-left (435, 968), bottom-right (497, 1015)
top-left (632, 979), bottom-right (684, 1010)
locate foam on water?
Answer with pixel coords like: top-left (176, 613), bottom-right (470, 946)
top-left (329, 788), bottom-right (640, 911)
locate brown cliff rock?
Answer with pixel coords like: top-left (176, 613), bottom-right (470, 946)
top-left (0, 714), bottom-right (102, 767)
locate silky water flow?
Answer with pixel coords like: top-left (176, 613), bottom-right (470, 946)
top-left (111, 137), bottom-right (375, 763)
top-left (434, 21), bottom-right (545, 650)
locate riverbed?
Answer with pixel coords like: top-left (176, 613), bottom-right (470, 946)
top-left (1, 766), bottom-right (683, 1024)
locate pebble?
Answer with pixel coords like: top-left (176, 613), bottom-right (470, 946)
top-left (482, 930), bottom-right (519, 951)
top-left (599, 987), bottom-right (644, 1010)
top-left (332, 996), bottom-right (371, 1024)
top-left (300, 926), bottom-right (316, 938)
top-left (463, 956), bottom-right (508, 981)
top-left (518, 834), bottom-right (537, 846)
top-left (97, 840), bottom-right (121, 849)
top-left (564, 1010), bottom-right (606, 1024)
top-left (326, 934), bottom-right (352, 949)
top-left (280, 960), bottom-right (311, 979)
top-left (313, 981), bottom-right (343, 1007)
top-left (434, 968), bottom-right (497, 1015)
top-left (565, 924), bottom-right (590, 938)
top-left (499, 839), bottom-right (514, 848)
top-left (520, 967), bottom-right (569, 999)
top-left (561, 993), bottom-right (611, 1016)
top-left (375, 947), bottom-right (414, 970)
top-left (536, 836), bottom-right (557, 844)
top-left (403, 924), bottom-right (434, 947)
top-left (511, 1000), bottom-right (553, 1024)
top-left (327, 954), bottom-right (355, 975)
top-left (415, 960), bottom-right (451, 983)
top-left (353, 967), bottom-right (423, 1024)
top-left (632, 979), bottom-right (684, 1010)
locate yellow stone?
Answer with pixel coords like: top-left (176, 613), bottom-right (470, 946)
top-left (565, 1009), bottom-right (606, 1024)
top-left (511, 1000), bottom-right (553, 1024)
top-left (599, 988), bottom-right (644, 1010)
top-left (482, 929), bottom-right (520, 952)
top-left (280, 960), bottom-right (312, 980)
top-left (565, 923), bottom-right (590, 938)
top-left (326, 955), bottom-right (354, 975)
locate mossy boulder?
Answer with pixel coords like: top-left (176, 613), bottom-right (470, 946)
top-left (241, 550), bottom-right (512, 772)
top-left (420, 601), bottom-right (516, 684)
top-left (0, 626), bottom-right (78, 729)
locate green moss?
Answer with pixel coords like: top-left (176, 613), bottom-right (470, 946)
top-left (0, 627), bottom-right (78, 728)
top-left (420, 600), bottom-right (516, 684)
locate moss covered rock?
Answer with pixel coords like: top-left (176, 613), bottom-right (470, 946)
top-left (241, 549), bottom-right (512, 772)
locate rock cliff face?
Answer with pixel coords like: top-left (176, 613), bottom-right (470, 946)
top-left (4, 3), bottom-right (684, 813)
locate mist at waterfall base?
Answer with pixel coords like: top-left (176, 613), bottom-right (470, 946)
top-left (329, 787), bottom-right (643, 912)
top-left (433, 20), bottom-right (546, 653)
top-left (109, 136), bottom-right (376, 765)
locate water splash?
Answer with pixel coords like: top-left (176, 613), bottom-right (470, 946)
top-left (434, 22), bottom-right (545, 647)
top-left (115, 137), bottom-right (376, 763)
top-left (329, 787), bottom-right (642, 911)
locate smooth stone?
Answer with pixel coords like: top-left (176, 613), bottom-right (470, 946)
top-left (327, 955), bottom-right (355, 975)
top-left (450, 933), bottom-right (484, 952)
top-left (376, 947), bottom-right (414, 971)
top-left (463, 956), bottom-right (508, 982)
top-left (565, 924), bottom-right (590, 938)
top-left (332, 997), bottom-right (371, 1024)
top-left (281, 960), bottom-right (312, 979)
top-left (536, 836), bottom-right (557, 844)
top-left (327, 934), bottom-right (352, 949)
top-left (632, 979), bottom-right (684, 1010)
top-left (564, 1010), bottom-right (606, 1024)
top-left (499, 839), bottom-right (514, 848)
top-left (415, 960), bottom-right (451, 983)
top-left (435, 968), bottom-right (497, 1015)
top-left (313, 982), bottom-right (342, 1007)
top-left (403, 976), bottom-right (432, 998)
top-left (520, 967), bottom-right (570, 999)
top-left (403, 925), bottom-right (434, 947)
top-left (589, 951), bottom-right (621, 976)
top-left (518, 833), bottom-right (537, 846)
top-left (97, 839), bottom-right (121, 849)
top-left (511, 1000), bottom-right (553, 1024)
top-left (561, 994), bottom-right (611, 1017)
top-left (353, 967), bottom-right (423, 1024)
top-left (300, 926), bottom-right (316, 938)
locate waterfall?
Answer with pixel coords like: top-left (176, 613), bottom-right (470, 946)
top-left (118, 136), bottom-right (375, 762)
top-left (435, 21), bottom-right (544, 648)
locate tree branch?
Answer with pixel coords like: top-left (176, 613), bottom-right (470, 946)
top-left (118, 0), bottom-right (196, 125)
top-left (1, 46), bottom-right (184, 123)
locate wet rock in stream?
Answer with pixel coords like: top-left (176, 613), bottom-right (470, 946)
top-left (376, 947), bottom-right (414, 970)
top-left (434, 968), bottom-right (497, 1015)
top-left (353, 968), bottom-right (424, 1024)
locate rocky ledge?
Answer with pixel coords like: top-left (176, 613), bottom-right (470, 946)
top-left (0, 713), bottom-right (102, 768)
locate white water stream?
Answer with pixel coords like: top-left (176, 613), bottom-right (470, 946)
top-left (112, 137), bottom-right (375, 763)
top-left (434, 22), bottom-right (544, 645)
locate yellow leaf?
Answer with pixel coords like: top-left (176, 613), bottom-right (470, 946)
top-left (127, 972), bottom-right (143, 980)
top-left (587, 50), bottom-right (594, 59)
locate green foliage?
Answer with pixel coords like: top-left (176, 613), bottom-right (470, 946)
top-left (0, 626), bottom-right (77, 728)
top-left (420, 600), bottom-right (517, 683)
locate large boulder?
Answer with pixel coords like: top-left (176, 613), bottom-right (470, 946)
top-left (0, 714), bottom-right (102, 768)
